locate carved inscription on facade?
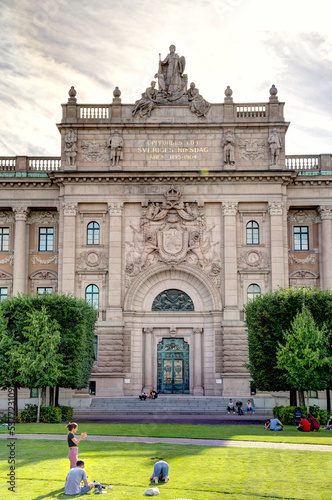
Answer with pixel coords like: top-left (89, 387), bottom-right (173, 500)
top-left (136, 139), bottom-right (209, 161)
top-left (125, 186), bottom-right (220, 287)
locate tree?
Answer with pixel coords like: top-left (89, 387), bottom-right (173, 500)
top-left (0, 293), bottom-right (98, 415)
top-left (10, 307), bottom-right (62, 422)
top-left (276, 305), bottom-right (332, 412)
top-left (245, 287), bottom-right (332, 404)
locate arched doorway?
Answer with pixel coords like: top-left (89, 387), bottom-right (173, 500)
top-left (157, 338), bottom-right (189, 394)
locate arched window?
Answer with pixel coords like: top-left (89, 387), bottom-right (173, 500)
top-left (246, 221), bottom-right (259, 245)
top-left (87, 222), bottom-right (100, 245)
top-left (85, 284), bottom-right (99, 309)
top-left (247, 284), bottom-right (261, 302)
top-left (152, 289), bottom-right (194, 311)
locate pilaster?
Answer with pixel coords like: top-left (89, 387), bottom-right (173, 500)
top-left (318, 206), bottom-right (332, 289)
top-left (193, 328), bottom-right (204, 395)
top-left (61, 202), bottom-right (77, 294)
top-left (12, 206), bottom-right (29, 295)
top-left (107, 202), bottom-right (123, 320)
top-left (268, 201), bottom-right (285, 289)
top-left (222, 202), bottom-right (239, 320)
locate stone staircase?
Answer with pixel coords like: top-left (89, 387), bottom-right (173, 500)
top-left (76, 396), bottom-right (269, 415)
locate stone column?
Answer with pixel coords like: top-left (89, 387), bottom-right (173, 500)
top-left (222, 202), bottom-right (239, 320)
top-left (61, 202), bottom-right (77, 294)
top-left (143, 328), bottom-right (153, 390)
top-left (12, 207), bottom-right (29, 295)
top-left (268, 201), bottom-right (285, 289)
top-left (107, 202), bottom-right (123, 320)
top-left (193, 328), bottom-right (204, 395)
top-left (319, 206), bottom-right (332, 289)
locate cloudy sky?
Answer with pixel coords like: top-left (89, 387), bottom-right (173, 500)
top-left (1, 0), bottom-right (331, 156)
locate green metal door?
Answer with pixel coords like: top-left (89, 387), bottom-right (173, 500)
top-left (157, 338), bottom-right (189, 394)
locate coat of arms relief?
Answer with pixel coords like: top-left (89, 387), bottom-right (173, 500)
top-left (125, 186), bottom-right (221, 287)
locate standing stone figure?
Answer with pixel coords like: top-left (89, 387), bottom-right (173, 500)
top-left (187, 82), bottom-right (210, 117)
top-left (107, 129), bottom-right (124, 167)
top-left (64, 128), bottom-right (77, 166)
top-left (160, 45), bottom-right (186, 94)
top-left (132, 82), bottom-right (158, 118)
top-left (221, 129), bottom-right (235, 165)
top-left (268, 128), bottom-right (282, 164)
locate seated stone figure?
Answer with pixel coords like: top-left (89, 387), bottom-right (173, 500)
top-left (132, 82), bottom-right (158, 118)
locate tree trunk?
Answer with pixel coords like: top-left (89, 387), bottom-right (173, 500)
top-left (14, 387), bottom-right (18, 419)
top-left (306, 390), bottom-right (310, 416)
top-left (298, 389), bottom-right (305, 406)
top-left (55, 386), bottom-right (59, 407)
top-left (326, 389), bottom-right (331, 413)
top-left (49, 387), bottom-right (54, 406)
top-left (290, 389), bottom-right (297, 406)
top-left (42, 387), bottom-right (46, 407)
top-left (37, 391), bottom-right (41, 424)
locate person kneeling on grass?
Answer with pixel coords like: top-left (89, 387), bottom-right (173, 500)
top-left (149, 460), bottom-right (169, 484)
top-left (269, 417), bottom-right (283, 431)
top-left (65, 460), bottom-right (96, 496)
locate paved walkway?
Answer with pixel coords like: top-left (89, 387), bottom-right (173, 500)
top-left (1, 433), bottom-right (331, 452)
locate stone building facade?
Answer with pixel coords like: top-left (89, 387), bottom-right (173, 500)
top-left (1, 47), bottom-right (332, 408)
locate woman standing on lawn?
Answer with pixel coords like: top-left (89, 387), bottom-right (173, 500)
top-left (66, 422), bottom-right (87, 468)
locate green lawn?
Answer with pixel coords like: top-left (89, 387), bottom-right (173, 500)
top-left (2, 422), bottom-right (332, 445)
top-left (1, 439), bottom-right (332, 500)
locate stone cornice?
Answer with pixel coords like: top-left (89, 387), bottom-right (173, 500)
top-left (49, 170), bottom-right (298, 186)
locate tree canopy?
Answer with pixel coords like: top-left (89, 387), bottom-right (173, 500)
top-left (0, 293), bottom-right (98, 391)
top-left (244, 287), bottom-right (332, 392)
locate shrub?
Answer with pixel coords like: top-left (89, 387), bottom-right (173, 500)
top-left (0, 411), bottom-right (8, 424)
top-left (273, 404), bottom-right (329, 425)
top-left (40, 406), bottom-right (62, 423)
top-left (58, 405), bottom-right (74, 421)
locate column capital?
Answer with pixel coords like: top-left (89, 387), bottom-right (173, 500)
top-left (63, 202), bottom-right (78, 216)
top-left (222, 201), bottom-right (237, 216)
top-left (319, 205), bottom-right (332, 220)
top-left (143, 327), bottom-right (153, 335)
top-left (108, 202), bottom-right (123, 216)
top-left (13, 206), bottom-right (29, 221)
top-left (193, 328), bottom-right (203, 335)
top-left (268, 201), bottom-right (284, 215)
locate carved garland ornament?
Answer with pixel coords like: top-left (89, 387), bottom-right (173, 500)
top-left (288, 253), bottom-right (316, 265)
top-left (27, 211), bottom-right (59, 225)
top-left (0, 212), bottom-right (14, 224)
top-left (31, 255), bottom-right (58, 266)
top-left (125, 186), bottom-right (221, 288)
top-left (0, 255), bottom-right (14, 266)
top-left (287, 210), bottom-right (319, 223)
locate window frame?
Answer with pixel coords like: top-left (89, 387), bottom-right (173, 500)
top-left (87, 221), bottom-right (100, 246)
top-left (38, 227), bottom-right (54, 252)
top-left (293, 225), bottom-right (309, 251)
top-left (0, 227), bottom-right (10, 252)
top-left (246, 220), bottom-right (260, 245)
top-left (247, 284), bottom-right (261, 302)
top-left (0, 287), bottom-right (8, 302)
top-left (85, 284), bottom-right (99, 309)
top-left (37, 287), bottom-right (53, 296)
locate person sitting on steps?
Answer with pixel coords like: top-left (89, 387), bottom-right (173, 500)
top-left (227, 399), bottom-right (236, 414)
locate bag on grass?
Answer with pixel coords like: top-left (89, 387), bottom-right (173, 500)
top-left (143, 487), bottom-right (160, 496)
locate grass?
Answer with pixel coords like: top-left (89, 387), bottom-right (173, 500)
top-left (1, 438), bottom-right (332, 500)
top-left (2, 422), bottom-right (332, 445)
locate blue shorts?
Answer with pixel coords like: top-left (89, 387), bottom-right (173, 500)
top-left (79, 485), bottom-right (91, 495)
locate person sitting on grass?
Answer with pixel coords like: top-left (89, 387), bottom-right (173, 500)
top-left (245, 400), bottom-right (254, 414)
top-left (264, 419), bottom-right (270, 430)
top-left (227, 399), bottom-right (235, 414)
top-left (307, 413), bottom-right (320, 431)
top-left (297, 417), bottom-right (311, 432)
top-left (269, 417), bottom-right (283, 431)
top-left (149, 460), bottom-right (169, 484)
top-left (325, 415), bottom-right (332, 430)
top-left (65, 460), bottom-right (96, 496)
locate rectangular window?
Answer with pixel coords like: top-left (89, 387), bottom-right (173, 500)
top-left (89, 381), bottom-right (96, 396)
top-left (37, 287), bottom-right (53, 295)
top-left (0, 287), bottom-right (8, 302)
top-left (30, 388), bottom-right (39, 398)
top-left (39, 227), bottom-right (54, 251)
top-left (294, 226), bottom-right (309, 251)
top-left (309, 390), bottom-right (318, 398)
top-left (0, 227), bottom-right (9, 251)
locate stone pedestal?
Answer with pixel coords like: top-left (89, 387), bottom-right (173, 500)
top-left (12, 207), bottom-right (29, 295)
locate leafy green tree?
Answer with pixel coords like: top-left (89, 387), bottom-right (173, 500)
top-left (277, 305), bottom-right (332, 413)
top-left (0, 293), bottom-right (98, 414)
top-left (10, 307), bottom-right (62, 422)
top-left (245, 287), bottom-right (332, 403)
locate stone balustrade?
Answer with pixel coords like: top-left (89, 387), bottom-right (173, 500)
top-left (236, 104), bottom-right (266, 118)
top-left (285, 155), bottom-right (320, 170)
top-left (0, 156), bottom-right (60, 173)
top-left (79, 105), bottom-right (110, 119)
